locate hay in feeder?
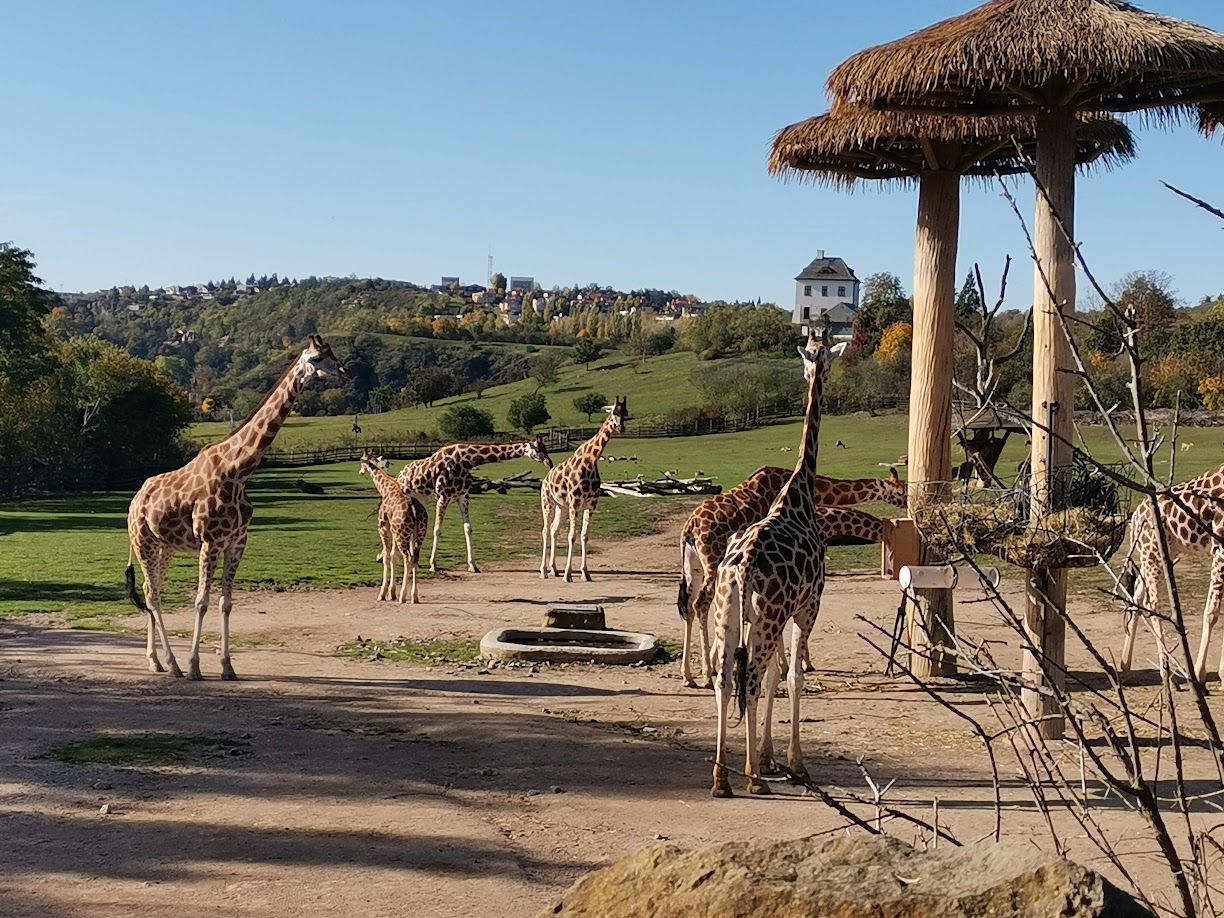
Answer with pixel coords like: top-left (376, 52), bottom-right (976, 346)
top-left (911, 499), bottom-right (1025, 561)
top-left (997, 508), bottom-right (1127, 570)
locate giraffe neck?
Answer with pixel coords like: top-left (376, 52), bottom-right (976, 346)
top-left (368, 466), bottom-right (404, 502)
top-left (574, 419), bottom-right (616, 465)
top-left (216, 356), bottom-right (313, 477)
top-left (448, 442), bottom-right (527, 469)
top-left (816, 476), bottom-right (905, 508)
top-left (779, 365), bottom-right (825, 508)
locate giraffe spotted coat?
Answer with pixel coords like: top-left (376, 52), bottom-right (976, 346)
top-left (361, 451), bottom-right (428, 604)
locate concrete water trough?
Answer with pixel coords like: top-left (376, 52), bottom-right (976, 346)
top-left (480, 627), bottom-right (659, 665)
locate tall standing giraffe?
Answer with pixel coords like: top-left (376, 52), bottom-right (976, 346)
top-left (539, 398), bottom-right (629, 582)
top-left (125, 336), bottom-right (349, 680)
top-left (1119, 463), bottom-right (1224, 683)
top-left (678, 467), bottom-right (906, 687)
top-left (395, 437), bottom-right (553, 573)
top-left (360, 450), bottom-right (428, 603)
top-left (709, 334), bottom-right (846, 797)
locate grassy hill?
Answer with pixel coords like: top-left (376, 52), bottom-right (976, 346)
top-left (192, 351), bottom-right (717, 449)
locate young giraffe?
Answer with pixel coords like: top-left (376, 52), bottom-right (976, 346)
top-left (395, 437), bottom-right (553, 573)
top-left (1119, 463), bottom-right (1224, 683)
top-left (678, 467), bottom-right (906, 687)
top-left (125, 336), bottom-right (349, 680)
top-left (539, 397), bottom-right (629, 582)
top-left (709, 334), bottom-right (846, 797)
top-left (360, 451), bottom-right (427, 603)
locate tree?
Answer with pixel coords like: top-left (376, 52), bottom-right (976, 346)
top-left (875, 322), bottom-right (913, 363)
top-left (531, 351), bottom-right (565, 389)
top-left (573, 392), bottom-right (608, 421)
top-left (367, 386), bottom-right (394, 413)
top-left (955, 271), bottom-right (983, 321)
top-left (853, 272), bottom-right (912, 352)
top-left (402, 367), bottom-right (456, 408)
top-left (439, 405), bottom-right (495, 440)
top-left (0, 242), bottom-right (55, 381)
top-left (490, 272), bottom-right (506, 293)
top-left (573, 337), bottom-right (603, 369)
top-left (1115, 270), bottom-right (1177, 336)
top-left (507, 391), bottom-right (550, 433)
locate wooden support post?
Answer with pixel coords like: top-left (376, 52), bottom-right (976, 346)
top-left (906, 163), bottom-right (959, 678)
top-left (1024, 107), bottom-right (1076, 739)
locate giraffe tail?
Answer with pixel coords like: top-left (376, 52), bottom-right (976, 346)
top-left (727, 569), bottom-right (749, 724)
top-left (125, 551), bottom-right (150, 615)
top-left (677, 576), bottom-right (690, 622)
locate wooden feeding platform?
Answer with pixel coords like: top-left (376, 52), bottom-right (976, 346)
top-left (952, 406), bottom-right (1031, 486)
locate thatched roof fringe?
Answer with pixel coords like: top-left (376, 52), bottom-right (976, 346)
top-left (826, 0), bottom-right (1224, 117)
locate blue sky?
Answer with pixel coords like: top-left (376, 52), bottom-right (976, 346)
top-left (4, 0), bottom-right (1223, 310)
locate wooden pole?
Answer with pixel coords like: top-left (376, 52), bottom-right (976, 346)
top-left (1025, 107), bottom-right (1076, 740)
top-left (906, 163), bottom-right (959, 678)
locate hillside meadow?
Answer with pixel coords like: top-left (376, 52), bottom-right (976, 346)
top-left (5, 394), bottom-right (1223, 630)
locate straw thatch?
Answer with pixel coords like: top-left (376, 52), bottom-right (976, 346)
top-left (769, 106), bottom-right (1134, 186)
top-left (1200, 101), bottom-right (1224, 137)
top-left (827, 0), bottom-right (1224, 116)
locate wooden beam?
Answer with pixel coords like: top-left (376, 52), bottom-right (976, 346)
top-left (906, 168), bottom-right (961, 678)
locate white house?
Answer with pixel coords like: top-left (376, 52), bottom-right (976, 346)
top-left (792, 250), bottom-right (860, 338)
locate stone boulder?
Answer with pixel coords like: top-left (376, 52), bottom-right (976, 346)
top-left (538, 833), bottom-right (1152, 918)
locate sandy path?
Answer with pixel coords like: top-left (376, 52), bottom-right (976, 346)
top-left (0, 519), bottom-right (1213, 917)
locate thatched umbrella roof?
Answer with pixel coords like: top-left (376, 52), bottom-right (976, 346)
top-left (1199, 101), bottom-right (1224, 136)
top-left (827, 0), bottom-right (1224, 115)
top-left (822, 0), bottom-right (1224, 735)
top-left (769, 108), bottom-right (1135, 185)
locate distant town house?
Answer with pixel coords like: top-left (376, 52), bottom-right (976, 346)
top-left (792, 250), bottom-right (860, 340)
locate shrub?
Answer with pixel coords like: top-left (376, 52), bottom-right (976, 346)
top-left (573, 392), bottom-right (609, 421)
top-left (507, 392), bottom-right (550, 433)
top-left (438, 405), bottom-right (495, 441)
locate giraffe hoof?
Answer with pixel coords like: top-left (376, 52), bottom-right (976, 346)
top-left (582, 572), bottom-right (592, 583)
top-left (711, 784), bottom-right (735, 799)
top-left (748, 778), bottom-right (772, 796)
top-left (469, 564), bottom-right (480, 574)
top-left (786, 766), bottom-right (812, 787)
top-left (148, 660), bottom-right (166, 674)
top-left (564, 573), bottom-right (573, 584)
top-left (220, 670), bottom-right (238, 682)
top-left (759, 757), bottom-right (781, 776)
top-left (187, 663), bottom-right (203, 681)
top-left (683, 678), bottom-right (698, 689)
top-left (701, 679), bottom-right (715, 691)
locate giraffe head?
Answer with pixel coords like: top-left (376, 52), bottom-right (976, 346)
top-left (797, 328), bottom-right (847, 384)
top-left (302, 335), bottom-right (352, 381)
top-left (358, 449), bottom-right (388, 478)
top-left (603, 397), bottom-right (630, 434)
top-left (525, 435), bottom-right (555, 469)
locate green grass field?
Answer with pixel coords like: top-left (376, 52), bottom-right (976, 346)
top-left (4, 392), bottom-right (1223, 629)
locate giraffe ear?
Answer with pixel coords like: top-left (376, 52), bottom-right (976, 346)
top-left (889, 467), bottom-right (899, 482)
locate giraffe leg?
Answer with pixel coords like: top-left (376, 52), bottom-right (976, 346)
top-left (1194, 552), bottom-right (1224, 684)
top-left (458, 495), bottom-right (478, 573)
top-left (187, 543), bottom-right (220, 681)
top-left (408, 538), bottom-right (421, 604)
top-left (745, 684), bottom-right (769, 796)
top-left (141, 545), bottom-right (179, 676)
top-left (377, 523), bottom-right (394, 601)
top-left (579, 508), bottom-right (593, 582)
top-left (398, 544), bottom-right (411, 605)
top-left (759, 649), bottom-right (783, 775)
top-left (218, 540), bottom-right (246, 681)
top-left (786, 616), bottom-right (814, 785)
top-left (698, 594), bottom-right (714, 690)
top-left (710, 579), bottom-right (741, 798)
top-left (539, 495), bottom-right (551, 579)
top-left (680, 544), bottom-right (701, 688)
top-left (429, 498), bottom-right (448, 573)
top-left (562, 508), bottom-right (577, 583)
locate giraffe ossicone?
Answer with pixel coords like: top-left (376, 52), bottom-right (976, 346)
top-left (125, 336), bottom-right (349, 680)
top-left (539, 397), bottom-right (629, 582)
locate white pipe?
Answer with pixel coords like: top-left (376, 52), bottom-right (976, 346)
top-left (898, 565), bottom-right (1001, 591)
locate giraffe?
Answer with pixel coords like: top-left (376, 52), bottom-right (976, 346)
top-left (125, 336), bottom-right (349, 680)
top-left (678, 467), bottom-right (906, 687)
top-left (392, 437), bottom-right (553, 573)
top-left (709, 334), bottom-right (846, 797)
top-left (1119, 463), bottom-right (1224, 682)
top-left (539, 398), bottom-right (629, 582)
top-left (360, 451), bottom-right (428, 603)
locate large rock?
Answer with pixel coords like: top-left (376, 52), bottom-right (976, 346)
top-left (539, 833), bottom-right (1152, 918)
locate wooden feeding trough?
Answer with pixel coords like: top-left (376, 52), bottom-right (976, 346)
top-left (953, 406), bottom-right (1030, 488)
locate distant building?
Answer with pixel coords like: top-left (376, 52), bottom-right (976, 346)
top-left (508, 276), bottom-right (535, 293)
top-left (440, 276), bottom-right (460, 286)
top-left (792, 250), bottom-right (860, 339)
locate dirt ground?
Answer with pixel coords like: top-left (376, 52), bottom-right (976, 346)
top-left (2, 517), bottom-right (1219, 918)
